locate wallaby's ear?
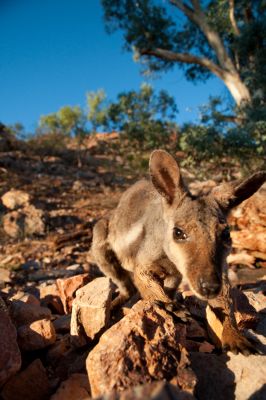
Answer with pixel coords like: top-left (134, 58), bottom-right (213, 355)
top-left (213, 171), bottom-right (266, 209)
top-left (149, 150), bottom-right (183, 204)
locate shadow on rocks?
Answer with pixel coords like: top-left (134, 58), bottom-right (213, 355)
top-left (189, 352), bottom-right (235, 400)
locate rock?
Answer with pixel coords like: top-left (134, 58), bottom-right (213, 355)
top-left (231, 287), bottom-right (258, 329)
top-left (97, 381), bottom-right (196, 399)
top-left (23, 204), bottom-right (45, 236)
top-left (47, 338), bottom-right (88, 381)
top-left (0, 299), bottom-right (21, 387)
top-left (71, 277), bottom-right (113, 347)
top-left (1, 359), bottom-right (50, 400)
top-left (17, 319), bottom-right (56, 351)
top-left (86, 300), bottom-right (193, 398)
top-left (9, 300), bottom-right (51, 327)
top-left (227, 354), bottom-right (266, 399)
top-left (56, 273), bottom-right (90, 314)
top-left (190, 353), bottom-right (235, 400)
top-left (190, 351), bottom-right (266, 400)
top-left (243, 289), bottom-right (266, 313)
top-left (53, 314), bottom-right (71, 333)
top-left (0, 268), bottom-right (11, 286)
top-left (1, 189), bottom-right (31, 210)
top-left (39, 284), bottom-right (64, 314)
top-left (231, 229), bottom-right (266, 254)
top-left (3, 205), bottom-right (45, 238)
top-left (9, 291), bottom-right (40, 306)
top-left (50, 373), bottom-right (90, 400)
top-left (2, 211), bottom-right (24, 238)
top-left (46, 335), bottom-right (72, 367)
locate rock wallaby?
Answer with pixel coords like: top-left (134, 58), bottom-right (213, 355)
top-left (91, 149), bottom-right (266, 353)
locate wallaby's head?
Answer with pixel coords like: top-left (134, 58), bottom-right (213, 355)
top-left (149, 150), bottom-right (266, 300)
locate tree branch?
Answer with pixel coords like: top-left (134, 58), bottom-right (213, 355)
top-left (229, 0), bottom-right (240, 36)
top-left (170, 0), bottom-right (238, 74)
top-left (141, 47), bottom-right (225, 79)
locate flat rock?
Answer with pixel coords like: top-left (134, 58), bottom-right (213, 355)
top-left (0, 301), bottom-right (21, 387)
top-left (50, 373), bottom-right (90, 400)
top-left (1, 359), bottom-right (50, 400)
top-left (227, 353), bottom-right (266, 400)
top-left (9, 300), bottom-right (52, 327)
top-left (86, 300), bottom-right (193, 398)
top-left (190, 352), bottom-right (266, 400)
top-left (18, 318), bottom-right (56, 351)
top-left (1, 189), bottom-right (31, 210)
top-left (56, 273), bottom-right (90, 313)
top-left (71, 277), bottom-right (113, 347)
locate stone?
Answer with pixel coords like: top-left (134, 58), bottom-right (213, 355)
top-left (56, 273), bottom-right (90, 313)
top-left (190, 353), bottom-right (236, 400)
top-left (71, 277), bottom-right (113, 347)
top-left (1, 189), bottom-right (31, 210)
top-left (1, 359), bottom-right (50, 400)
top-left (97, 381), bottom-right (196, 399)
top-left (39, 284), bottom-right (64, 314)
top-left (50, 373), bottom-right (90, 400)
top-left (2, 211), bottom-right (24, 238)
top-left (23, 204), bottom-right (45, 236)
top-left (53, 314), bottom-right (71, 333)
top-left (9, 300), bottom-right (51, 327)
top-left (9, 291), bottom-right (40, 306)
top-left (0, 300), bottom-right (21, 387)
top-left (3, 205), bottom-right (45, 238)
top-left (17, 319), bottom-right (56, 351)
top-left (0, 268), bottom-right (11, 286)
top-left (86, 300), bottom-right (193, 398)
top-left (231, 287), bottom-right (258, 329)
top-left (227, 353), bottom-right (266, 400)
top-left (190, 352), bottom-right (266, 400)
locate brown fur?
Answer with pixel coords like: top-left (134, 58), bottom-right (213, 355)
top-left (91, 150), bottom-right (266, 353)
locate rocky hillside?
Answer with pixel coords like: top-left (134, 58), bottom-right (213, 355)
top-left (0, 137), bottom-right (265, 400)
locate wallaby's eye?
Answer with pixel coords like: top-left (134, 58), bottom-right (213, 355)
top-left (221, 226), bottom-right (231, 242)
top-left (173, 227), bottom-right (187, 241)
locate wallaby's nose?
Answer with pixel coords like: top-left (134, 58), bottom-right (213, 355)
top-left (198, 277), bottom-right (221, 298)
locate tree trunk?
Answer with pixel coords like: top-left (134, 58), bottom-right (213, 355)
top-left (222, 72), bottom-right (251, 107)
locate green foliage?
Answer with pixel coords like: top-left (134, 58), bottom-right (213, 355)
top-left (102, 1), bottom-right (266, 106)
top-left (39, 105), bottom-right (86, 139)
top-left (87, 89), bottom-right (109, 132)
top-left (107, 83), bottom-right (178, 147)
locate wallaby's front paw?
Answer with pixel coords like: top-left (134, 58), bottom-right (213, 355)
top-left (222, 327), bottom-right (256, 356)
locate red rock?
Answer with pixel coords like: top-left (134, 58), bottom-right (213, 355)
top-left (9, 300), bottom-right (51, 327)
top-left (71, 277), bottom-right (113, 347)
top-left (17, 319), bottom-right (56, 351)
top-left (56, 273), bottom-right (90, 313)
top-left (39, 284), bottom-right (64, 314)
top-left (0, 300), bottom-right (21, 387)
top-left (86, 300), bottom-right (192, 398)
top-left (1, 359), bottom-right (50, 400)
top-left (50, 373), bottom-right (90, 400)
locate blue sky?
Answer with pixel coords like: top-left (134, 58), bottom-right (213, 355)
top-left (0, 0), bottom-right (226, 133)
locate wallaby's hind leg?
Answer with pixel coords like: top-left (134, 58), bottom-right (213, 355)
top-left (91, 218), bottom-right (135, 306)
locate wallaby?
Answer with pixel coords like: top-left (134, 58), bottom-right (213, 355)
top-left (91, 150), bottom-right (266, 353)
